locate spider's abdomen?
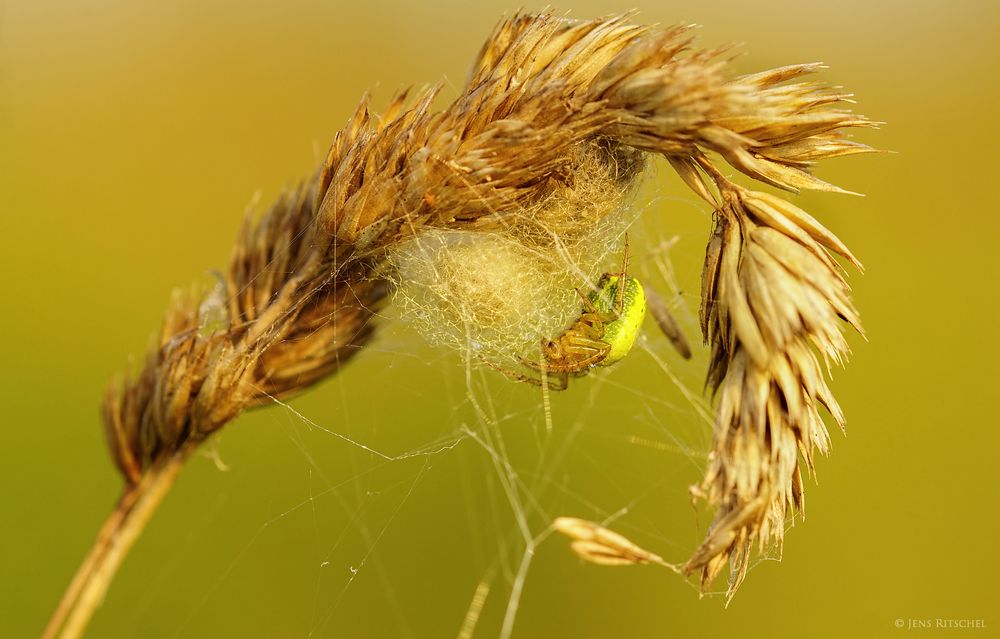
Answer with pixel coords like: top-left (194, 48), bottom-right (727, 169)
top-left (589, 274), bottom-right (646, 367)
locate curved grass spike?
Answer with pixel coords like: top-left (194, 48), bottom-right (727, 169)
top-left (46, 12), bottom-right (875, 637)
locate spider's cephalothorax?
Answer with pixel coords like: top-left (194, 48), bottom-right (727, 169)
top-left (492, 239), bottom-right (646, 390)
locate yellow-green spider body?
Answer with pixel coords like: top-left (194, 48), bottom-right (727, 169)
top-left (488, 238), bottom-right (645, 390)
top-left (588, 273), bottom-right (646, 367)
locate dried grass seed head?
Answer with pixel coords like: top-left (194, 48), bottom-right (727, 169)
top-left (97, 10), bottom-right (876, 603)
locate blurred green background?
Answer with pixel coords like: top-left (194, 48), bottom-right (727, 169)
top-left (2, 0), bottom-right (997, 637)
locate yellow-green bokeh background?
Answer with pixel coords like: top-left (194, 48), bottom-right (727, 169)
top-left (2, 1), bottom-right (997, 637)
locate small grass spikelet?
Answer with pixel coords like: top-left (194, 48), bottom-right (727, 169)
top-left (553, 517), bottom-right (678, 570)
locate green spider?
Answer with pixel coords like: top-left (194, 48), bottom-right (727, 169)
top-left (490, 237), bottom-right (646, 390)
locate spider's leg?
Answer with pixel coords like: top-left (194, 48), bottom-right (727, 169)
top-left (573, 313), bottom-right (605, 340)
top-left (531, 345), bottom-right (608, 370)
top-left (548, 371), bottom-right (569, 391)
top-left (575, 287), bottom-right (600, 314)
top-left (483, 358), bottom-right (556, 389)
top-left (523, 356), bottom-right (554, 373)
top-left (562, 344), bottom-right (611, 369)
top-left (564, 338), bottom-right (611, 356)
top-left (614, 234), bottom-right (630, 316)
top-left (494, 357), bottom-right (571, 391)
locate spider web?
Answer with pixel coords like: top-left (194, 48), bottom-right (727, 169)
top-left (140, 174), bottom-right (761, 639)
